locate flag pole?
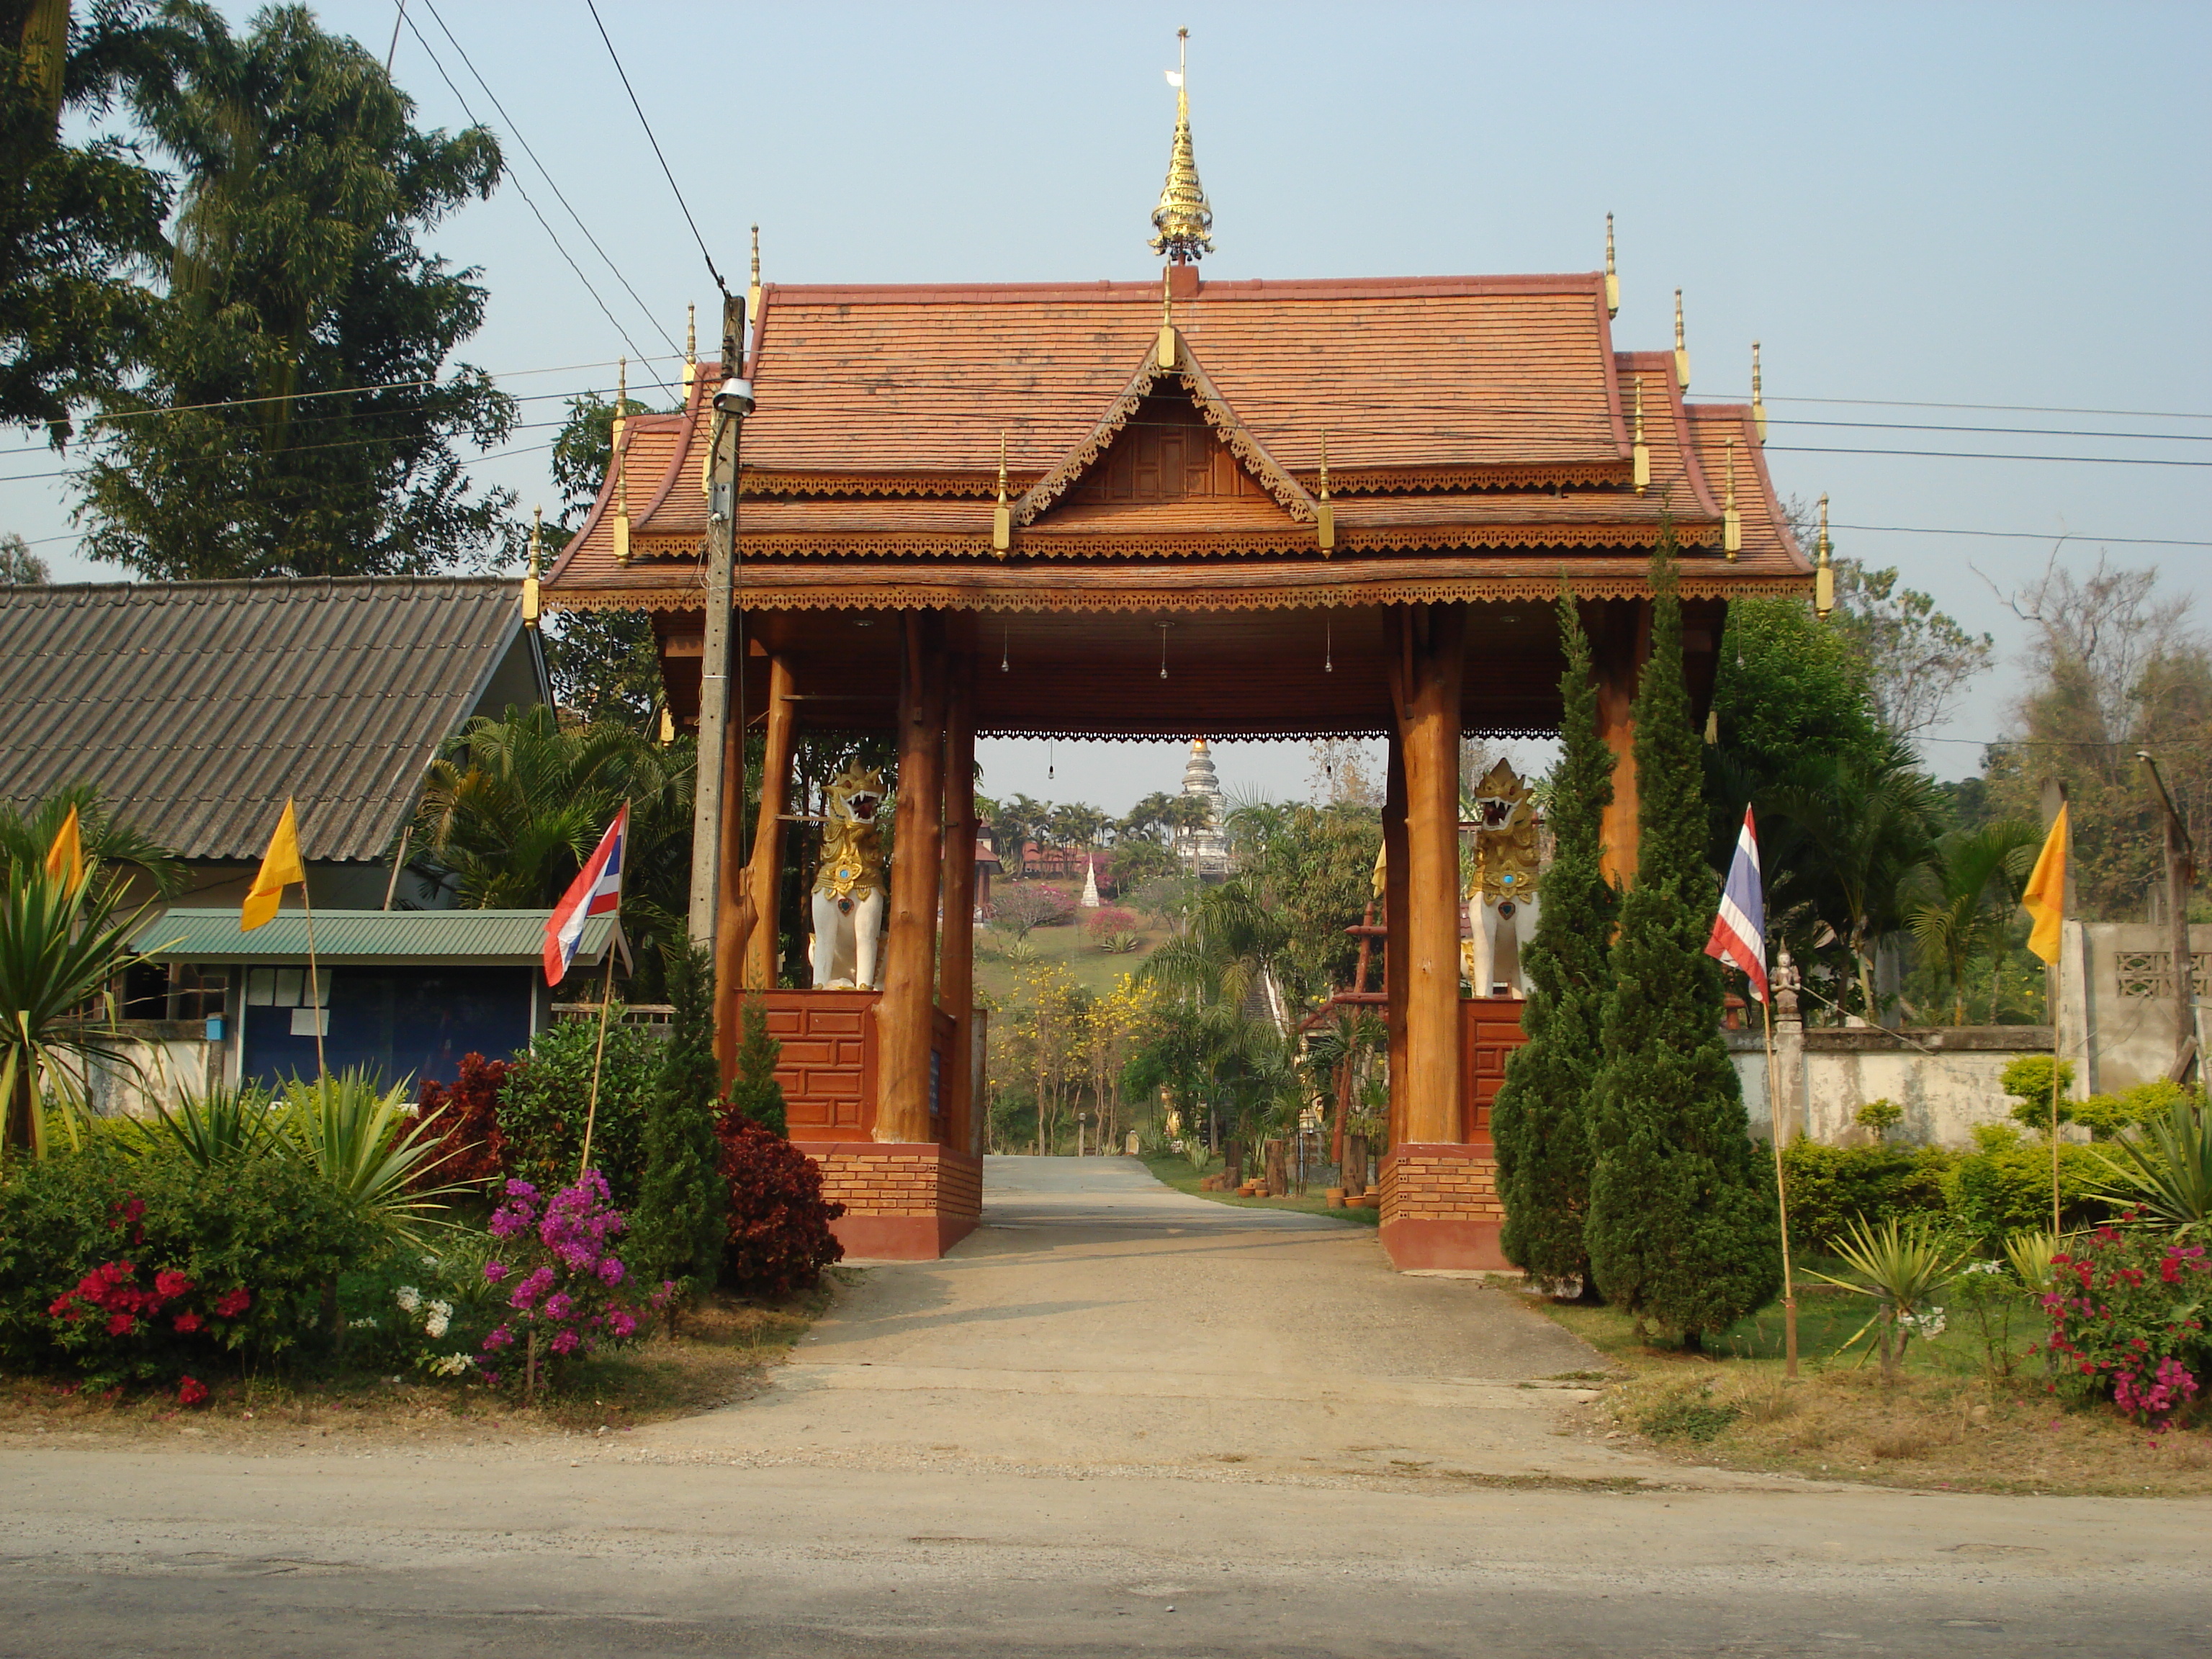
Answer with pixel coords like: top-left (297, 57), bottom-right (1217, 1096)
top-left (2050, 975), bottom-right (2064, 1238)
top-left (300, 882), bottom-right (327, 1082)
top-left (1761, 984), bottom-right (1798, 1377)
top-left (578, 943), bottom-right (616, 1178)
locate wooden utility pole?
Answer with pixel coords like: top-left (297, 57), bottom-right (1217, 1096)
top-left (2140, 752), bottom-right (2202, 1083)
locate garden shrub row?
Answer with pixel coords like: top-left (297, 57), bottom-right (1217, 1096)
top-left (1781, 1126), bottom-right (2120, 1255)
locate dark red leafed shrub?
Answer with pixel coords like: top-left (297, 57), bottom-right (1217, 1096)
top-left (714, 1115), bottom-right (845, 1296)
top-left (414, 1053), bottom-right (511, 1187)
top-left (1084, 905), bottom-right (1139, 939)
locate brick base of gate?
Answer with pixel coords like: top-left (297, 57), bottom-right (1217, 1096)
top-left (795, 1141), bottom-right (982, 1262)
top-left (1378, 1141), bottom-right (1509, 1271)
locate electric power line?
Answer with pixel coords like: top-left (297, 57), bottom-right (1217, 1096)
top-left (1764, 444), bottom-right (2211, 469)
top-left (1832, 522), bottom-right (2212, 550)
top-left (418, 0), bottom-right (678, 359)
top-left (1707, 393), bottom-right (2212, 423)
top-left (400, 6), bottom-right (673, 395)
top-left (583, 0), bottom-right (727, 296)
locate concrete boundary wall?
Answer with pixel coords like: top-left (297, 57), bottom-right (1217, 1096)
top-left (1730, 1024), bottom-right (2054, 1148)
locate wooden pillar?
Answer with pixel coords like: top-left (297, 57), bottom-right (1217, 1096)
top-left (712, 651), bottom-right (796, 1082)
top-left (1388, 603), bottom-right (1466, 1146)
top-left (938, 660), bottom-right (977, 1154)
top-left (1585, 598), bottom-right (1650, 889)
top-left (712, 643), bottom-right (758, 1080)
top-left (876, 611), bottom-right (946, 1144)
top-left (1382, 730), bottom-right (1410, 1151)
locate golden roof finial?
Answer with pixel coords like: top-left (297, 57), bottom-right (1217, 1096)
top-left (1604, 212), bottom-right (1619, 318)
top-left (613, 387), bottom-right (631, 565)
top-left (1149, 28), bottom-right (1214, 264)
top-left (1722, 437), bottom-right (1741, 559)
top-left (1316, 431), bottom-right (1334, 555)
top-left (1673, 289), bottom-right (1690, 390)
top-left (681, 305), bottom-right (697, 396)
top-left (1157, 268), bottom-right (1178, 370)
top-left (523, 505), bottom-right (543, 624)
top-left (992, 431), bottom-right (1011, 555)
top-left (1815, 491), bottom-right (1834, 618)
top-left (747, 223), bottom-right (762, 328)
top-left (1632, 376), bottom-right (1650, 493)
top-left (1751, 340), bottom-right (1767, 444)
top-left (611, 356), bottom-right (628, 449)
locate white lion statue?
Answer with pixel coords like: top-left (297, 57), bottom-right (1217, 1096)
top-left (810, 761), bottom-right (888, 989)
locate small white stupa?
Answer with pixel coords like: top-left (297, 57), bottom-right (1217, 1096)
top-left (1079, 856), bottom-right (1102, 908)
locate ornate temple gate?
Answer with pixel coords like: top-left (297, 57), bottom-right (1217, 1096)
top-left (542, 103), bottom-right (1811, 1264)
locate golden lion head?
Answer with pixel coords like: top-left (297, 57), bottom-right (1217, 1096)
top-left (825, 761), bottom-right (886, 824)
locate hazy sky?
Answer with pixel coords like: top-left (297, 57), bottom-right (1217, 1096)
top-left (8, 2), bottom-right (2207, 811)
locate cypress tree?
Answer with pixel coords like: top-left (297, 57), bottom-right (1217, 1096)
top-left (1584, 538), bottom-right (1781, 1342)
top-left (631, 942), bottom-right (728, 1315)
top-left (725, 995), bottom-right (788, 1136)
top-left (1492, 590), bottom-right (1616, 1294)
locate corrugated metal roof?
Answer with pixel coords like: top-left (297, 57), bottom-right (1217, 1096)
top-left (0, 577), bottom-right (529, 861)
top-left (135, 908), bottom-right (621, 968)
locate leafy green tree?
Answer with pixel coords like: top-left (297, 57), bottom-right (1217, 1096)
top-left (0, 0), bottom-right (171, 437)
top-left (1829, 559), bottom-right (1992, 743)
top-left (541, 388), bottom-right (667, 730)
top-left (631, 942), bottom-right (727, 1315)
top-left (0, 530), bottom-right (47, 583)
top-left (76, 4), bottom-right (515, 577)
top-left (1585, 540), bottom-right (1781, 1342)
top-left (0, 781), bottom-right (181, 891)
top-left (1902, 820), bottom-right (2038, 1025)
top-left (1220, 799), bottom-right (1380, 1008)
top-left (1492, 592), bottom-right (1615, 1294)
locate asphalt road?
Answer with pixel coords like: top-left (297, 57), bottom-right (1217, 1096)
top-left (3, 1157), bottom-right (2206, 1656)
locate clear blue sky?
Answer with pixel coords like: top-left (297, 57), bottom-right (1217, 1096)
top-left (8, 1), bottom-right (2208, 809)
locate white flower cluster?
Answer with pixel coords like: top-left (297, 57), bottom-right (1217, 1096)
top-left (1897, 1306), bottom-right (1947, 1339)
top-left (1962, 1260), bottom-right (2005, 1277)
top-left (428, 1352), bottom-right (475, 1377)
top-left (396, 1285), bottom-right (454, 1339)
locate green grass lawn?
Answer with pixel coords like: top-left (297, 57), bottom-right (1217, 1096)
top-left (1139, 1149), bottom-right (1380, 1226)
top-left (971, 916), bottom-right (1161, 1002)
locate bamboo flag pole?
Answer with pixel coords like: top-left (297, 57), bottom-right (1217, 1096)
top-left (577, 941), bottom-right (616, 1178)
top-left (1761, 988), bottom-right (1798, 1377)
top-left (2023, 801), bottom-right (2070, 1242)
top-left (300, 883), bottom-right (327, 1082)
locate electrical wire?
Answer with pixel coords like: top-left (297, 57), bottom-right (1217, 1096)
top-left (1764, 444), bottom-right (2211, 469)
top-left (418, 0), bottom-right (679, 359)
top-left (1831, 523), bottom-right (2212, 549)
top-left (400, 6), bottom-right (672, 395)
top-left (0, 421), bottom-right (571, 483)
top-left (583, 0), bottom-right (727, 296)
top-left (1715, 393), bottom-right (2212, 422)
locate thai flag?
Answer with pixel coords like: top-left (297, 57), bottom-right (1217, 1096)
top-left (544, 805), bottom-right (628, 986)
top-left (1704, 805), bottom-right (1768, 1002)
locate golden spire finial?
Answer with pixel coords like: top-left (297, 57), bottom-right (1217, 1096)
top-left (1673, 289), bottom-right (1690, 390)
top-left (747, 223), bottom-right (763, 326)
top-left (1157, 268), bottom-right (1178, 370)
top-left (1722, 436), bottom-right (1741, 559)
top-left (681, 305), bottom-right (697, 396)
top-left (1604, 212), bottom-right (1619, 318)
top-left (1815, 491), bottom-right (1834, 618)
top-left (523, 504), bottom-right (544, 624)
top-left (613, 385), bottom-right (631, 565)
top-left (992, 431), bottom-right (1011, 555)
top-left (1751, 340), bottom-right (1766, 444)
top-left (1149, 28), bottom-right (1214, 264)
top-left (611, 356), bottom-right (628, 449)
top-left (1316, 431), bottom-right (1334, 554)
top-left (1631, 376), bottom-right (1650, 493)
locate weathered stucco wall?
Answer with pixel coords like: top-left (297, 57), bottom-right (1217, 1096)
top-left (1730, 1025), bottom-right (2056, 1148)
top-left (2059, 920), bottom-right (2209, 1096)
top-left (79, 1024), bottom-right (222, 1118)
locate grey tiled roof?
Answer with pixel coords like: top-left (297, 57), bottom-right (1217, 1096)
top-left (0, 577), bottom-right (529, 862)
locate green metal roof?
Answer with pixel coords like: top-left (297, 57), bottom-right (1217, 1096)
top-left (136, 908), bottom-right (624, 968)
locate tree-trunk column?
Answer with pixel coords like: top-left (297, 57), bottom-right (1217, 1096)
top-left (712, 650), bottom-right (796, 1082)
top-left (938, 659), bottom-right (977, 1154)
top-left (1382, 729), bottom-right (1410, 1150)
top-left (1390, 603), bottom-right (1466, 1146)
top-left (877, 611), bottom-right (947, 1144)
top-left (712, 644), bottom-right (759, 1077)
top-left (1585, 598), bottom-right (1649, 889)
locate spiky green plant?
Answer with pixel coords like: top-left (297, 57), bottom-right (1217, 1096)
top-left (0, 866), bottom-right (167, 1154)
top-left (142, 1084), bottom-right (284, 1168)
top-left (277, 1069), bottom-right (472, 1249)
top-left (1810, 1215), bottom-right (1965, 1382)
top-left (2090, 1091), bottom-right (2212, 1238)
top-left (2002, 1228), bottom-right (2063, 1296)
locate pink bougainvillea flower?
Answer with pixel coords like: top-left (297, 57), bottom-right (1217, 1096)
top-left (549, 1328), bottom-right (580, 1356)
top-left (483, 1261), bottom-right (510, 1283)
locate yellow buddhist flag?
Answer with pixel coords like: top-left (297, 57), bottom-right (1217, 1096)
top-left (2023, 803), bottom-right (2069, 965)
top-left (240, 799), bottom-right (306, 932)
top-left (42, 804), bottom-right (85, 892)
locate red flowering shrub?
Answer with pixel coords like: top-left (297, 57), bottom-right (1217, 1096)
top-left (2039, 1218), bottom-right (2212, 1426)
top-left (1084, 906), bottom-right (1139, 940)
top-left (714, 1114), bottom-right (845, 1297)
top-left (413, 1053), bottom-right (512, 1187)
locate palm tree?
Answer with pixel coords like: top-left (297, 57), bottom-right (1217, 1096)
top-left (1763, 739), bottom-right (1941, 1020)
top-left (1000, 793), bottom-right (1053, 878)
top-left (1902, 820), bottom-right (2038, 1024)
top-left (0, 783), bottom-right (183, 894)
top-left (410, 705), bottom-right (693, 971)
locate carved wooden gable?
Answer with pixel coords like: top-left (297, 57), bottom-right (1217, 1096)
top-left (1064, 393), bottom-right (1263, 507)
